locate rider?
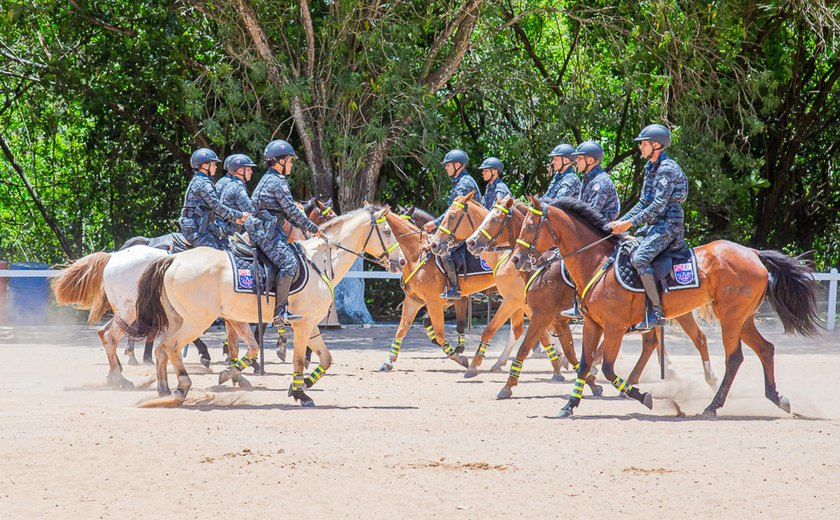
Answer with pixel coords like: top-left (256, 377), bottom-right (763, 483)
top-left (478, 157), bottom-right (512, 209)
top-left (179, 148), bottom-right (249, 249)
top-left (560, 140), bottom-right (619, 318)
top-left (219, 154), bottom-right (258, 235)
top-left (250, 140), bottom-right (324, 325)
top-left (422, 149), bottom-right (481, 300)
top-left (540, 143), bottom-right (581, 203)
top-left (607, 124), bottom-right (688, 331)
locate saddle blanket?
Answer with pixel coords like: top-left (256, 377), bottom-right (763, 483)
top-left (228, 243), bottom-right (308, 296)
top-left (615, 242), bottom-right (700, 292)
top-left (434, 244), bottom-right (493, 277)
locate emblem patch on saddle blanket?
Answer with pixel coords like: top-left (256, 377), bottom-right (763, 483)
top-left (433, 248), bottom-right (494, 277)
top-left (238, 268), bottom-right (254, 289)
top-left (479, 257), bottom-right (492, 271)
top-left (228, 246), bottom-right (308, 296)
top-left (614, 243), bottom-right (701, 292)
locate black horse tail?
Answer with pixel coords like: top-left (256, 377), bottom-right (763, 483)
top-left (119, 236), bottom-right (151, 250)
top-left (756, 250), bottom-right (822, 336)
top-left (118, 256), bottom-right (175, 340)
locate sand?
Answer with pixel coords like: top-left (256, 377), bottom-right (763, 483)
top-left (0, 322), bottom-right (838, 519)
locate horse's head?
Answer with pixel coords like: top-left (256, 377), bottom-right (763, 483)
top-left (466, 195), bottom-right (516, 256)
top-left (311, 197), bottom-right (336, 224)
top-left (510, 195), bottom-right (555, 271)
top-left (367, 205), bottom-right (403, 273)
top-left (428, 191), bottom-right (483, 256)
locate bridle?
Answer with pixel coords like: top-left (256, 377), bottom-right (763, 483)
top-left (473, 203), bottom-right (517, 252)
top-left (436, 200), bottom-right (477, 251)
top-left (515, 205), bottom-right (615, 270)
top-left (323, 211), bottom-right (401, 269)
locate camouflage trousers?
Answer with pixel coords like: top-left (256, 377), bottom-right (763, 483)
top-left (630, 223), bottom-right (684, 273)
top-left (256, 230), bottom-right (297, 278)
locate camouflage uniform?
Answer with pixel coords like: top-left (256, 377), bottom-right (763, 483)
top-left (220, 176), bottom-right (256, 235)
top-left (433, 170), bottom-right (481, 226)
top-left (434, 169), bottom-right (480, 299)
top-left (178, 172), bottom-right (243, 249)
top-left (540, 167), bottom-right (581, 204)
top-left (215, 173), bottom-right (236, 235)
top-left (579, 165), bottom-right (620, 222)
top-left (249, 170), bottom-right (318, 277)
top-left (482, 177), bottom-right (512, 209)
top-left (620, 151), bottom-right (688, 271)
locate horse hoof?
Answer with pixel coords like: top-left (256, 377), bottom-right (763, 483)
top-left (779, 395), bottom-right (791, 414)
top-left (489, 364), bottom-right (504, 373)
top-left (251, 361), bottom-right (261, 374)
top-left (379, 361), bottom-right (393, 372)
top-left (464, 367), bottom-right (479, 379)
top-left (300, 398), bottom-right (315, 408)
top-left (237, 376), bottom-right (252, 389)
top-left (218, 370), bottom-right (231, 385)
top-left (557, 407), bottom-right (574, 418)
top-left (200, 356), bottom-right (211, 369)
top-left (454, 345), bottom-right (465, 355)
top-left (496, 387), bottom-right (513, 400)
top-left (118, 379), bottom-right (135, 390)
top-left (701, 408), bottom-right (717, 419)
top-left (642, 392), bottom-right (654, 410)
top-left (550, 373), bottom-right (565, 383)
top-left (143, 359), bottom-right (155, 367)
top-left (454, 355), bottom-right (469, 368)
top-left (127, 358), bottom-right (140, 367)
top-left (591, 385), bottom-right (604, 397)
top-left (276, 348), bottom-right (286, 362)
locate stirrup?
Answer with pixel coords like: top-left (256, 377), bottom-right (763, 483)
top-left (633, 308), bottom-right (664, 331)
top-left (560, 305), bottom-right (582, 319)
top-left (273, 308), bottom-right (302, 325)
top-left (441, 287), bottom-right (461, 301)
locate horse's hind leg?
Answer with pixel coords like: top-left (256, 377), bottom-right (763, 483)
top-left (628, 328), bottom-right (658, 385)
top-left (591, 328), bottom-right (654, 414)
top-left (125, 338), bottom-right (139, 366)
top-left (454, 296), bottom-right (468, 354)
top-left (154, 342), bottom-right (170, 396)
top-left (491, 307), bottom-right (526, 371)
top-left (381, 296), bottom-right (424, 371)
top-left (674, 312), bottom-right (716, 386)
top-left (702, 318), bottom-right (746, 418)
top-left (99, 318), bottom-right (133, 389)
top-left (429, 301), bottom-right (469, 368)
top-left (551, 318), bottom-right (601, 395)
top-left (741, 316), bottom-right (789, 414)
top-left (469, 298), bottom-right (517, 377)
top-left (193, 338), bottom-right (212, 369)
top-left (143, 338), bottom-right (154, 365)
top-left (303, 327), bottom-right (331, 390)
top-left (496, 309), bottom-right (552, 399)
top-left (289, 320), bottom-right (317, 407)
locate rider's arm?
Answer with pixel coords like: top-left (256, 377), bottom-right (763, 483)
top-left (198, 180), bottom-right (243, 222)
top-left (273, 180), bottom-right (319, 234)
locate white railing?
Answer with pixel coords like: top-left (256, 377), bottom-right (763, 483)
top-left (2, 267), bottom-right (839, 330)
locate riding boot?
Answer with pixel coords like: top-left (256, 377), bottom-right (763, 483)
top-left (440, 255), bottom-right (461, 300)
top-left (634, 268), bottom-right (665, 331)
top-left (273, 275), bottom-right (302, 325)
top-left (560, 293), bottom-right (583, 319)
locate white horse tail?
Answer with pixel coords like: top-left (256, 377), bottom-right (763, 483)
top-left (122, 256), bottom-right (176, 340)
top-left (52, 252), bottom-right (111, 325)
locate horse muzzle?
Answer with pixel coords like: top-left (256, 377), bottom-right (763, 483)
top-left (428, 239), bottom-right (448, 256)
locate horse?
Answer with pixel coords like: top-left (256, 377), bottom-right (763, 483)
top-left (52, 245), bottom-right (243, 388)
top-left (510, 195), bottom-right (820, 418)
top-left (458, 195), bottom-right (718, 399)
top-left (426, 192), bottom-right (566, 383)
top-left (123, 205), bottom-right (402, 407)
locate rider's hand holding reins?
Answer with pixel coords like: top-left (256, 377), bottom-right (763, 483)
top-left (237, 213), bottom-right (251, 225)
top-left (422, 221), bottom-right (436, 233)
top-left (608, 220), bottom-right (632, 234)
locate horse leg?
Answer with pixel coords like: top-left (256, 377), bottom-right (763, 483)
top-left (289, 320), bottom-right (317, 407)
top-left (429, 301), bottom-right (468, 367)
top-left (125, 338), bottom-right (139, 366)
top-left (741, 316), bottom-right (789, 414)
top-left (304, 327), bottom-right (331, 391)
top-left (193, 338), bottom-right (212, 369)
top-left (701, 319), bottom-right (746, 418)
top-left (275, 324), bottom-right (288, 361)
top-left (143, 338), bottom-right (154, 365)
top-left (558, 320), bottom-right (604, 417)
top-left (491, 307), bottom-right (525, 371)
top-left (552, 318), bottom-right (601, 395)
top-left (98, 318), bottom-right (133, 389)
top-left (628, 327), bottom-right (658, 385)
top-left (467, 298), bottom-right (517, 378)
top-left (454, 297), bottom-right (468, 354)
top-left (154, 341), bottom-right (170, 396)
top-left (597, 328), bottom-right (655, 412)
top-left (538, 329), bottom-right (565, 382)
top-left (250, 323), bottom-right (265, 373)
top-left (674, 312), bottom-right (717, 387)
top-left (219, 321), bottom-right (257, 387)
top-left (422, 313), bottom-right (436, 345)
top-left (496, 309), bottom-right (553, 399)
top-left (381, 296), bottom-right (424, 372)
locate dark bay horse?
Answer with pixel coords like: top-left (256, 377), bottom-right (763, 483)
top-left (511, 196), bottom-right (820, 418)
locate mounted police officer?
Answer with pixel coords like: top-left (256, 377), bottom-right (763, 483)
top-left (422, 149), bottom-right (481, 300)
top-left (217, 155), bottom-right (238, 196)
top-left (540, 143), bottom-right (581, 203)
top-left (219, 154), bottom-right (258, 234)
top-left (250, 140), bottom-right (324, 325)
top-left (560, 140), bottom-right (619, 318)
top-left (608, 124), bottom-right (688, 331)
top-left (478, 157), bottom-right (511, 209)
top-left (179, 148), bottom-right (249, 249)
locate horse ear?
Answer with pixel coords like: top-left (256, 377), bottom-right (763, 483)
top-left (408, 207), bottom-right (416, 216)
top-left (363, 199), bottom-right (369, 207)
top-left (326, 197), bottom-right (333, 206)
top-left (465, 191), bottom-right (475, 202)
top-left (504, 196), bottom-right (514, 209)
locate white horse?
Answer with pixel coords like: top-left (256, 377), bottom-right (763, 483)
top-left (53, 245), bottom-right (236, 388)
top-left (124, 205), bottom-right (402, 407)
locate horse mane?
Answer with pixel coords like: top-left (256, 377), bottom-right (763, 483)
top-left (408, 206), bottom-right (435, 224)
top-left (319, 205), bottom-right (380, 232)
top-left (550, 196), bottom-right (615, 239)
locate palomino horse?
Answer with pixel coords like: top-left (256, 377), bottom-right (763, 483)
top-left (511, 196), bottom-right (820, 418)
top-left (52, 245), bottom-right (241, 388)
top-left (380, 210), bottom-right (504, 370)
top-left (427, 192), bottom-right (565, 383)
top-left (124, 206), bottom-right (402, 407)
top-left (460, 195), bottom-right (718, 399)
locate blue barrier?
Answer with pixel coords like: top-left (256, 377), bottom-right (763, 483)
top-left (7, 262), bottom-right (51, 325)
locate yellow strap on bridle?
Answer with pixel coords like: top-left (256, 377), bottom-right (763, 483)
top-left (493, 204), bottom-right (509, 214)
top-left (386, 242), bottom-right (400, 253)
top-left (479, 227), bottom-right (492, 239)
top-left (321, 206), bottom-right (332, 216)
top-left (399, 214), bottom-right (412, 219)
top-left (375, 216), bottom-right (386, 224)
top-left (439, 225), bottom-right (453, 235)
top-left (453, 201), bottom-right (465, 209)
top-left (516, 239), bottom-right (531, 248)
top-left (528, 206), bottom-right (543, 215)
top-left (402, 255), bottom-right (428, 284)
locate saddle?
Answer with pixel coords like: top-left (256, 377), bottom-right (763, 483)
top-left (614, 240), bottom-right (700, 293)
top-left (169, 233), bottom-right (193, 254)
top-left (433, 243), bottom-right (493, 277)
top-left (228, 241), bottom-right (308, 296)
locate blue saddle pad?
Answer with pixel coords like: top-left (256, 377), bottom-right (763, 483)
top-left (615, 242), bottom-right (700, 292)
top-left (228, 243), bottom-right (308, 296)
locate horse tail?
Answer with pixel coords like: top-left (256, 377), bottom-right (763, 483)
top-left (756, 250), bottom-right (821, 336)
top-left (52, 252), bottom-right (111, 325)
top-left (119, 256), bottom-right (175, 340)
top-left (118, 236), bottom-right (151, 250)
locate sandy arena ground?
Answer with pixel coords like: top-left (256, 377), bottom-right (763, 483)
top-left (0, 321), bottom-right (839, 519)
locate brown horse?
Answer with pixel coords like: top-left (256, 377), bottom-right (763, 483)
top-left (511, 196), bottom-right (820, 418)
top-left (427, 193), bottom-right (565, 383)
top-left (381, 210), bottom-right (504, 370)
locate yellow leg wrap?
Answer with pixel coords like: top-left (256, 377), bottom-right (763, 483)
top-left (389, 338), bottom-right (403, 357)
top-left (573, 363), bottom-right (580, 371)
top-left (510, 359), bottom-right (523, 379)
top-left (612, 376), bottom-right (634, 395)
top-left (571, 378), bottom-right (586, 399)
top-left (277, 327), bottom-right (286, 336)
top-left (441, 341), bottom-right (455, 356)
top-left (425, 325), bottom-right (435, 341)
top-left (476, 341), bottom-right (489, 358)
top-left (232, 354), bottom-right (255, 370)
top-left (543, 343), bottom-right (559, 362)
top-left (291, 372), bottom-right (305, 392)
top-left (458, 333), bottom-right (465, 347)
top-left (305, 364), bottom-right (326, 387)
